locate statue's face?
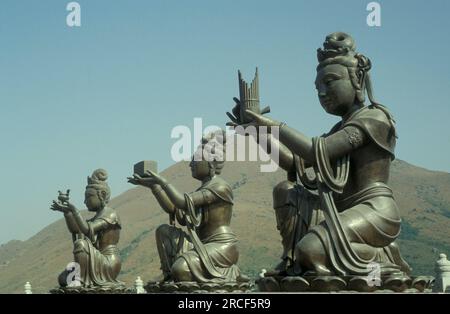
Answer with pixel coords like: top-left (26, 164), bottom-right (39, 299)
top-left (189, 157), bottom-right (210, 181)
top-left (84, 188), bottom-right (103, 211)
top-left (315, 63), bottom-right (356, 116)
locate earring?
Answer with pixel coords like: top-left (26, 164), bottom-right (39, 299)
top-left (208, 163), bottom-right (215, 178)
top-left (356, 89), bottom-right (365, 103)
top-left (97, 190), bottom-right (106, 208)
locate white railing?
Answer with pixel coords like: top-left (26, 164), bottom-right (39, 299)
top-left (433, 253), bottom-right (450, 293)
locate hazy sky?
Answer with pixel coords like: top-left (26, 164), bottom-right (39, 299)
top-left (0, 0), bottom-right (449, 245)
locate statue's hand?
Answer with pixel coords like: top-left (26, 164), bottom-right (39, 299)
top-left (128, 171), bottom-right (166, 188)
top-left (227, 97), bottom-right (272, 128)
top-left (225, 98), bottom-right (261, 137)
top-left (51, 200), bottom-right (72, 214)
top-left (127, 173), bottom-right (155, 188)
top-left (226, 97), bottom-right (243, 127)
top-left (65, 200), bottom-right (77, 213)
top-left (244, 110), bottom-right (281, 128)
top-left (144, 170), bottom-right (167, 185)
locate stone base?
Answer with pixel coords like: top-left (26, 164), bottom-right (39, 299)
top-left (50, 285), bottom-right (128, 294)
top-left (145, 281), bottom-right (254, 293)
top-left (256, 275), bottom-right (434, 293)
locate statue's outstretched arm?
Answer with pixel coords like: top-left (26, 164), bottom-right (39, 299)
top-left (70, 210), bottom-right (89, 235)
top-left (63, 212), bottom-right (81, 235)
top-left (241, 110), bottom-right (315, 164)
top-left (150, 184), bottom-right (176, 215)
top-left (128, 175), bottom-right (177, 214)
top-left (51, 198), bottom-right (81, 236)
top-left (280, 125), bottom-right (367, 163)
top-left (69, 211), bottom-right (109, 240)
top-left (279, 124), bottom-right (315, 163)
top-left (51, 200), bottom-right (91, 236)
top-left (255, 132), bottom-right (295, 173)
top-left (160, 182), bottom-right (187, 210)
top-left (232, 126), bottom-right (296, 172)
top-left (160, 183), bottom-right (218, 210)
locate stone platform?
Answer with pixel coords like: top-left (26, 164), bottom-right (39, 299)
top-left (50, 285), bottom-right (128, 294)
top-left (145, 281), bottom-right (254, 293)
top-left (256, 275), bottom-right (434, 293)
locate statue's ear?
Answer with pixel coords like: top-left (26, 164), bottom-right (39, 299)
top-left (96, 190), bottom-right (107, 201)
top-left (208, 162), bottom-right (217, 176)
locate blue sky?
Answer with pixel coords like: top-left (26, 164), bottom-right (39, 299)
top-left (0, 0), bottom-right (449, 244)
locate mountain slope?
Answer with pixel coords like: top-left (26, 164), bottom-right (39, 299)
top-left (1, 159), bottom-right (449, 293)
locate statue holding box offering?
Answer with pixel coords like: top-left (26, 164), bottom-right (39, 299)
top-left (128, 130), bottom-right (247, 285)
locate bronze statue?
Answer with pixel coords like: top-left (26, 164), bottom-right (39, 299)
top-left (128, 130), bottom-right (247, 284)
top-left (51, 169), bottom-right (124, 290)
top-left (227, 32), bottom-right (411, 282)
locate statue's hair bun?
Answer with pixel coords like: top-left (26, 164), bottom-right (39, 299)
top-left (202, 129), bottom-right (226, 146)
top-left (317, 32), bottom-right (356, 62)
top-left (86, 168), bottom-right (111, 201)
top-left (196, 129), bottom-right (227, 175)
top-left (324, 32), bottom-right (355, 51)
top-left (91, 169), bottom-right (108, 182)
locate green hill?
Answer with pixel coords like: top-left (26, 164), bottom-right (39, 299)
top-left (1, 158), bottom-right (449, 293)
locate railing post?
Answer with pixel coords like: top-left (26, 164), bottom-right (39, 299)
top-left (433, 253), bottom-right (450, 293)
top-left (135, 276), bottom-right (145, 294)
top-left (24, 282), bottom-right (32, 294)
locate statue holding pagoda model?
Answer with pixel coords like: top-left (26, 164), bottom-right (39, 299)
top-left (227, 32), bottom-right (413, 292)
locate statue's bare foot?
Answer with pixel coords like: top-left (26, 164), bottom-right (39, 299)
top-left (264, 259), bottom-right (289, 277)
top-left (153, 272), bottom-right (172, 283)
top-left (265, 269), bottom-right (287, 277)
top-left (237, 274), bottom-right (251, 282)
top-left (304, 265), bottom-right (333, 277)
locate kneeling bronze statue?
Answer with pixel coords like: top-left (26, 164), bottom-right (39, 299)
top-left (227, 32), bottom-right (418, 292)
top-left (128, 130), bottom-right (250, 292)
top-left (50, 169), bottom-right (125, 293)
